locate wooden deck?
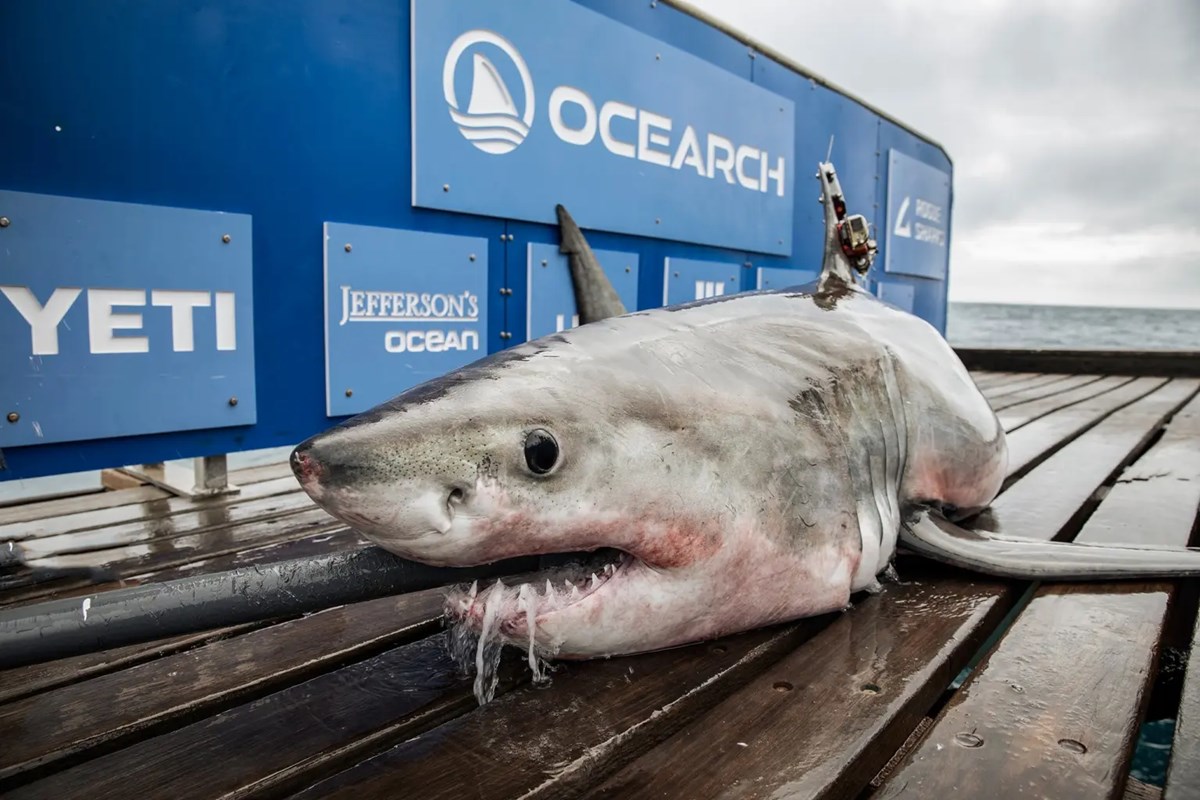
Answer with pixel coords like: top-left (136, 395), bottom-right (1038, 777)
top-left (2, 367), bottom-right (1199, 799)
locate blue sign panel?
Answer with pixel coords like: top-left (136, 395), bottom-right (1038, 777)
top-left (0, 191), bottom-right (255, 448)
top-left (878, 281), bottom-right (917, 314)
top-left (324, 223), bottom-right (488, 417)
top-left (412, 0), bottom-right (795, 255)
top-left (756, 266), bottom-right (819, 291)
top-left (884, 149), bottom-right (951, 279)
top-left (662, 258), bottom-right (742, 306)
top-left (526, 244), bottom-right (638, 340)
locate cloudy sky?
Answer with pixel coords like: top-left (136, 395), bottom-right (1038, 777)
top-left (688, 0), bottom-right (1200, 309)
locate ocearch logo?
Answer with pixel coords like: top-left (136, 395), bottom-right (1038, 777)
top-left (442, 30), bottom-right (535, 155)
top-left (440, 29), bottom-right (786, 198)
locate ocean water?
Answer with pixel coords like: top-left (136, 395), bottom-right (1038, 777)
top-left (947, 302), bottom-right (1200, 350)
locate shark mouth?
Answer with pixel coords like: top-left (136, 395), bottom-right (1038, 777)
top-left (443, 547), bottom-right (638, 703)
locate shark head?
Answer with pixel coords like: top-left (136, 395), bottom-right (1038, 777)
top-left (291, 322), bottom-right (855, 660)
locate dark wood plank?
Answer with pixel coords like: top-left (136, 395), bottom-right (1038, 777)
top-left (983, 372), bottom-right (1074, 402)
top-left (990, 379), bottom-right (1198, 540)
top-left (989, 373), bottom-right (1102, 412)
top-left (875, 584), bottom-right (1170, 800)
top-left (999, 375), bottom-right (1133, 432)
top-left (878, 407), bottom-right (1200, 800)
top-left (0, 622), bottom-right (264, 705)
top-left (3, 475), bottom-right (303, 543)
top-left (4, 632), bottom-right (482, 800)
top-left (1003, 376), bottom-right (1169, 482)
top-left (0, 588), bottom-right (445, 782)
top-left (1167, 613), bottom-right (1200, 799)
top-left (0, 486), bottom-right (169, 527)
top-left (286, 623), bottom-right (829, 800)
top-left (956, 348), bottom-right (1200, 378)
top-left (584, 571), bottom-right (1018, 800)
top-left (1084, 392), bottom-right (1200, 546)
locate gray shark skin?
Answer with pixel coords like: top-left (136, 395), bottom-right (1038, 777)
top-left (291, 171), bottom-right (1200, 661)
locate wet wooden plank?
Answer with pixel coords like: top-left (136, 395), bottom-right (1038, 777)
top-left (0, 622), bottom-right (264, 705)
top-left (990, 379), bottom-right (1198, 540)
top-left (983, 372), bottom-right (1074, 403)
top-left (989, 373), bottom-right (1102, 412)
top-left (0, 486), bottom-right (169, 527)
top-left (228, 460), bottom-right (295, 484)
top-left (971, 371), bottom-right (1022, 390)
top-left (584, 571), bottom-right (1018, 800)
top-left (875, 584), bottom-right (1170, 800)
top-left (3, 476), bottom-right (305, 543)
top-left (1084, 392), bottom-right (1200, 546)
top-left (999, 375), bottom-right (1133, 432)
top-left (878, 410), bottom-right (1200, 800)
top-left (1167, 613), bottom-right (1200, 799)
top-left (1003, 376), bottom-right (1169, 482)
top-left (4, 633), bottom-right (481, 800)
top-left (0, 588), bottom-right (446, 782)
top-left (286, 623), bottom-right (829, 800)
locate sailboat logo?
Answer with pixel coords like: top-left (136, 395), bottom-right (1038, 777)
top-left (442, 30), bottom-right (536, 155)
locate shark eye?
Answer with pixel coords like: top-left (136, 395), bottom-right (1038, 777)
top-left (523, 428), bottom-right (559, 475)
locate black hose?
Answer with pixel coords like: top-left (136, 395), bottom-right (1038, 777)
top-left (0, 546), bottom-right (534, 669)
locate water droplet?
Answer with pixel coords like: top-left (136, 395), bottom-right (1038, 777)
top-left (1058, 738), bottom-right (1087, 754)
top-left (773, 681), bottom-right (793, 693)
top-left (861, 682), bottom-right (881, 693)
top-left (955, 732), bottom-right (984, 748)
top-left (710, 644), bottom-right (727, 654)
top-left (1010, 683), bottom-right (1025, 693)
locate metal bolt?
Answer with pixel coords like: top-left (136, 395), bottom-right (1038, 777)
top-left (673, 271), bottom-right (680, 277)
top-left (469, 253), bottom-right (476, 261)
top-left (344, 243), bottom-right (352, 252)
top-left (744, 261), bottom-right (753, 268)
top-left (345, 389), bottom-right (353, 397)
top-left (5, 412), bottom-right (17, 423)
top-left (749, 51), bottom-right (757, 59)
top-left (222, 234), bottom-right (231, 244)
top-left (228, 396), bottom-right (238, 407)
top-left (443, 184), bottom-right (450, 192)
top-left (0, 217), bottom-right (9, 228)
top-left (655, 53), bottom-right (661, 61)
top-left (541, 259), bottom-right (548, 266)
top-left (625, 267), bottom-right (631, 273)
top-left (499, 331), bottom-right (512, 340)
top-left (655, 218), bottom-right (661, 224)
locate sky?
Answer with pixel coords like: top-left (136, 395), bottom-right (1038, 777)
top-left (687, 0), bottom-right (1200, 309)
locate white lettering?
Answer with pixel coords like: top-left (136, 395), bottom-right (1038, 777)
top-left (214, 292), bottom-right (237, 350)
top-left (735, 145), bottom-right (761, 191)
top-left (599, 101), bottom-right (636, 158)
top-left (670, 125), bottom-right (705, 175)
top-left (384, 329), bottom-right (481, 353)
top-left (549, 86), bottom-right (597, 146)
top-left (1, 286), bottom-right (81, 355)
top-left (555, 313), bottom-right (580, 332)
top-left (637, 110), bottom-right (672, 166)
top-left (87, 289), bottom-right (148, 354)
top-left (915, 199), bottom-right (943, 223)
top-left (151, 290), bottom-right (210, 352)
top-left (706, 134), bottom-right (735, 183)
top-left (764, 154), bottom-right (786, 197)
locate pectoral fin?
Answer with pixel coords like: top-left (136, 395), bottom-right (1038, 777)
top-left (900, 510), bottom-right (1200, 580)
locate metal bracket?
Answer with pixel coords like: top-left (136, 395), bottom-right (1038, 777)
top-left (104, 455), bottom-right (241, 498)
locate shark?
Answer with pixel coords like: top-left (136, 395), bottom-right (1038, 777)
top-left (291, 162), bottom-right (1200, 673)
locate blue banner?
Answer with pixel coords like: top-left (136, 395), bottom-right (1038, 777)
top-left (756, 266), bottom-right (819, 291)
top-left (526, 243), bottom-right (638, 340)
top-left (884, 149), bottom-right (951, 279)
top-left (324, 223), bottom-right (489, 417)
top-left (0, 191), bottom-right (256, 447)
top-left (412, 0), bottom-right (795, 255)
top-left (662, 257), bottom-right (742, 306)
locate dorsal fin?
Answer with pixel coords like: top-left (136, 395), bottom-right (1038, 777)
top-left (817, 162), bottom-right (857, 289)
top-left (556, 204), bottom-right (627, 324)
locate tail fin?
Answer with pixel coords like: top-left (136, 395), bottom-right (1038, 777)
top-left (901, 511), bottom-right (1200, 580)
